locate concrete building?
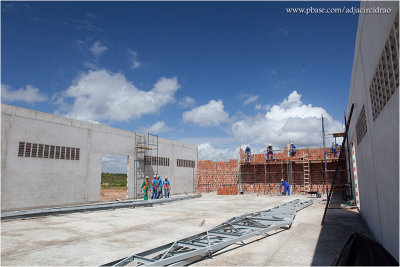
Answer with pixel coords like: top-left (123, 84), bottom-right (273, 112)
top-left (346, 1), bottom-right (399, 261)
top-left (1, 104), bottom-right (198, 212)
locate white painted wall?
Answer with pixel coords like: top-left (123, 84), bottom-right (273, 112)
top-left (346, 1), bottom-right (399, 260)
top-left (1, 104), bottom-right (197, 211)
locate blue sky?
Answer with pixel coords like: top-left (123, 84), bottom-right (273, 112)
top-left (2, 1), bottom-right (360, 171)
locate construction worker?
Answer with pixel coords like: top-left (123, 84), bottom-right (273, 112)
top-left (331, 142), bottom-right (338, 157)
top-left (266, 144), bottom-right (273, 161)
top-left (290, 143), bottom-right (296, 157)
top-left (245, 146), bottom-right (251, 163)
top-left (279, 179), bottom-right (290, 196)
top-left (151, 175), bottom-right (158, 199)
top-left (141, 176), bottom-right (150, 200)
top-left (157, 175), bottom-right (163, 199)
top-left (163, 177), bottom-right (171, 198)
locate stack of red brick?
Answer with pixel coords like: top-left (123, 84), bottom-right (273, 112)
top-left (217, 186), bottom-right (238, 195)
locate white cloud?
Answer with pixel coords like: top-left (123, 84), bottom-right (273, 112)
top-left (198, 142), bottom-right (237, 161)
top-left (255, 104), bottom-right (271, 111)
top-left (102, 154), bottom-right (128, 173)
top-left (275, 27), bottom-right (289, 36)
top-left (127, 48), bottom-right (141, 69)
top-left (140, 121), bottom-right (172, 133)
top-left (182, 99), bottom-right (229, 127)
top-left (267, 70), bottom-right (278, 75)
top-left (241, 94), bottom-right (259, 106)
top-left (83, 61), bottom-right (97, 70)
top-left (231, 90), bottom-right (343, 148)
top-left (72, 39), bottom-right (86, 49)
top-left (178, 96), bottom-right (195, 108)
top-left (90, 41), bottom-right (108, 57)
top-left (56, 69), bottom-right (180, 122)
top-left (2, 84), bottom-right (48, 103)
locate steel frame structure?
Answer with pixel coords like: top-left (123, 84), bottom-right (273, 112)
top-left (103, 199), bottom-right (313, 266)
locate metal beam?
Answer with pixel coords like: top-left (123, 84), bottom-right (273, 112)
top-left (102, 199), bottom-right (313, 266)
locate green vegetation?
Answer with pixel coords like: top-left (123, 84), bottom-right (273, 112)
top-left (101, 173), bottom-right (127, 189)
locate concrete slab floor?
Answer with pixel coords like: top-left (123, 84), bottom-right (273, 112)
top-left (1, 193), bottom-right (371, 266)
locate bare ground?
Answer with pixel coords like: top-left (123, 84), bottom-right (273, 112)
top-left (100, 188), bottom-right (127, 201)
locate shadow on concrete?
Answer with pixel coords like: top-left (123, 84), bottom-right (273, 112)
top-left (311, 198), bottom-right (372, 265)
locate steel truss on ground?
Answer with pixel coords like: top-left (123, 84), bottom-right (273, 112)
top-left (103, 199), bottom-right (313, 266)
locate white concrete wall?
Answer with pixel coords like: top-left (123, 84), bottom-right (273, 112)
top-left (1, 104), bottom-right (197, 211)
top-left (156, 139), bottom-right (198, 194)
top-left (346, 1), bottom-right (399, 260)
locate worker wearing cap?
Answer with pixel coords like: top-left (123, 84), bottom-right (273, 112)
top-left (141, 176), bottom-right (150, 200)
top-left (151, 175), bottom-right (158, 199)
top-left (331, 142), bottom-right (338, 157)
top-left (290, 143), bottom-right (296, 157)
top-left (279, 179), bottom-right (290, 196)
top-left (157, 175), bottom-right (163, 199)
top-left (266, 144), bottom-right (273, 161)
top-left (245, 146), bottom-right (251, 163)
top-left (163, 177), bottom-right (171, 198)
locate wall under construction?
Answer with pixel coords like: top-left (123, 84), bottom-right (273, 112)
top-left (198, 160), bottom-right (238, 194)
top-left (198, 147), bottom-right (349, 196)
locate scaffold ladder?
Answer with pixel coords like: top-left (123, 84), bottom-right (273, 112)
top-left (103, 199), bottom-right (313, 266)
top-left (303, 154), bottom-right (310, 192)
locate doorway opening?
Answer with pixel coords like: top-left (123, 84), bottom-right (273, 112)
top-left (101, 154), bottom-right (128, 201)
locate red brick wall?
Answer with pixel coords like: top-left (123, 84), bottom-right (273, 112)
top-left (198, 148), bottom-right (349, 195)
top-left (197, 160), bottom-right (238, 193)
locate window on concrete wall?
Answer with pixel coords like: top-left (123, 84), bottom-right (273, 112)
top-left (38, 144), bottom-right (44, 158)
top-left (177, 158), bottom-right (195, 168)
top-left (71, 148), bottom-right (75, 160)
top-left (55, 146), bottom-right (60, 159)
top-left (18, 142), bottom-right (25, 157)
top-left (24, 143), bottom-right (31, 157)
top-left (49, 145), bottom-right (55, 159)
top-left (145, 156), bottom-right (170, 166)
top-left (31, 144), bottom-right (38, 158)
top-left (60, 147), bottom-right (65, 159)
top-left (369, 14), bottom-right (399, 121)
top-left (356, 106), bottom-right (367, 145)
top-left (17, 141), bottom-right (80, 160)
top-left (44, 145), bottom-right (49, 158)
top-left (66, 147), bottom-right (70, 160)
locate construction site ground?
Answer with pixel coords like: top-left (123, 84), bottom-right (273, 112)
top-left (1, 193), bottom-right (371, 266)
top-left (101, 188), bottom-right (127, 201)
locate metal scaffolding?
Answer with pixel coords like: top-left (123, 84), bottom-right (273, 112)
top-left (103, 199), bottom-right (313, 266)
top-left (237, 142), bottom-right (350, 196)
top-left (134, 133), bottom-right (158, 199)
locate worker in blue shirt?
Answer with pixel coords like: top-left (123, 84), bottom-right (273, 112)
top-left (290, 143), bottom-right (296, 157)
top-left (157, 175), bottom-right (163, 199)
top-left (266, 144), bottom-right (273, 161)
top-left (151, 175), bottom-right (158, 199)
top-left (245, 146), bottom-right (251, 162)
top-left (331, 142), bottom-right (338, 157)
top-left (163, 177), bottom-right (171, 198)
top-left (279, 179), bottom-right (290, 196)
